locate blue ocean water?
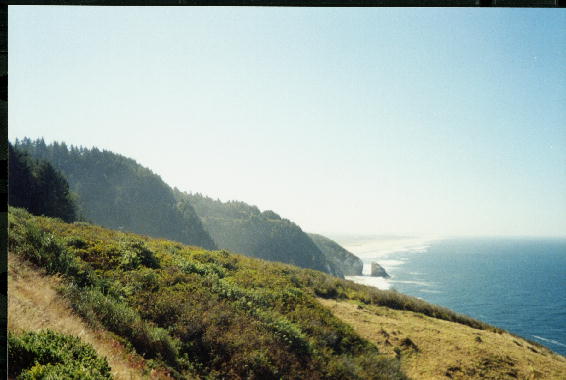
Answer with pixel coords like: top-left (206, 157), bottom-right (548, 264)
top-left (379, 238), bottom-right (566, 356)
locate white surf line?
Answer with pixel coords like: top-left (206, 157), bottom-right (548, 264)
top-left (343, 236), bottom-right (444, 292)
top-left (533, 335), bottom-right (566, 348)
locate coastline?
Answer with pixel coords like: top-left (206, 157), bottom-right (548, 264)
top-left (333, 235), bottom-right (437, 290)
top-left (337, 236), bottom-right (566, 357)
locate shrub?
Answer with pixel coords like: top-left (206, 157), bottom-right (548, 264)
top-left (8, 330), bottom-right (112, 379)
top-left (399, 337), bottom-right (419, 352)
top-left (66, 236), bottom-right (89, 249)
top-left (119, 239), bottom-right (160, 270)
top-left (11, 210), bottom-right (500, 379)
top-left (131, 324), bottom-right (179, 366)
top-left (10, 217), bottom-right (77, 276)
top-left (174, 256), bottom-right (225, 278)
top-left (259, 312), bottom-right (311, 355)
top-left (63, 286), bottom-right (179, 366)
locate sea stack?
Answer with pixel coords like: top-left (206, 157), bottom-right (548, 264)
top-left (370, 262), bottom-right (390, 278)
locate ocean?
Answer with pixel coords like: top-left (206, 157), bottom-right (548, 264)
top-left (339, 236), bottom-right (566, 356)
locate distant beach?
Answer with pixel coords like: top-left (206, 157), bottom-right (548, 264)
top-left (331, 235), bottom-right (436, 290)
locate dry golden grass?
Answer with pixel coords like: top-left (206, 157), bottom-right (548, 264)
top-left (8, 253), bottom-right (173, 380)
top-left (319, 298), bottom-right (566, 380)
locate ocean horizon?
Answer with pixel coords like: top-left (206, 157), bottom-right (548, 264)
top-left (336, 235), bottom-right (566, 357)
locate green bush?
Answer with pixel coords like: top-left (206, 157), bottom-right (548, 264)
top-left (8, 330), bottom-right (112, 379)
top-left (63, 286), bottom-right (179, 366)
top-left (65, 236), bottom-right (89, 249)
top-left (119, 239), bottom-right (160, 270)
top-left (174, 256), bottom-right (225, 278)
top-left (9, 217), bottom-right (77, 276)
top-left (12, 209), bottom-right (502, 379)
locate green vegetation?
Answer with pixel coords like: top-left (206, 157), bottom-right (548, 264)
top-left (14, 138), bottom-right (216, 250)
top-left (9, 207), bottom-right (505, 379)
top-left (8, 329), bottom-right (112, 379)
top-left (309, 233), bottom-right (364, 276)
top-left (13, 137), bottom-right (367, 278)
top-left (178, 192), bottom-right (341, 276)
top-left (9, 143), bottom-right (77, 222)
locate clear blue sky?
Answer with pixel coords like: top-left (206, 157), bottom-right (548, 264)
top-left (9, 7), bottom-right (566, 237)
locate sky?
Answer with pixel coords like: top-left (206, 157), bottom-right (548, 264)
top-left (8, 7), bottom-right (566, 237)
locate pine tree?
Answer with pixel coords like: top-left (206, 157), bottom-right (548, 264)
top-left (9, 143), bottom-right (77, 222)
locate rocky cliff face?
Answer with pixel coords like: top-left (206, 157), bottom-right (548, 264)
top-left (308, 233), bottom-right (364, 277)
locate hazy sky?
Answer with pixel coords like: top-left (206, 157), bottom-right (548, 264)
top-left (9, 7), bottom-right (566, 237)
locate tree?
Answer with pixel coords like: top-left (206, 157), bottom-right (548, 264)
top-left (33, 161), bottom-right (77, 222)
top-left (8, 144), bottom-right (35, 210)
top-left (9, 143), bottom-right (77, 222)
top-left (14, 139), bottom-right (216, 249)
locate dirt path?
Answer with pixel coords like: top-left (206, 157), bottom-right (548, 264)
top-left (8, 254), bottom-right (171, 380)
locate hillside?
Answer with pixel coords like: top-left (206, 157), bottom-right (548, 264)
top-left (8, 207), bottom-right (405, 379)
top-left (309, 233), bottom-right (364, 277)
top-left (14, 138), bottom-right (216, 250)
top-left (179, 192), bottom-right (340, 276)
top-left (319, 299), bottom-right (566, 379)
top-left (8, 253), bottom-right (171, 379)
top-left (14, 138), bottom-right (368, 279)
top-left (9, 207), bottom-right (565, 379)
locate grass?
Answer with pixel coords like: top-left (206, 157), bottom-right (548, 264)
top-left (8, 253), bottom-right (171, 380)
top-left (9, 207), bottom-right (408, 379)
top-left (9, 209), bottom-right (556, 379)
top-left (319, 298), bottom-right (566, 380)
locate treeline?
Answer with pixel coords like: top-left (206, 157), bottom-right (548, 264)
top-left (12, 137), bottom-right (362, 278)
top-left (13, 138), bottom-right (216, 250)
top-left (8, 143), bottom-right (77, 222)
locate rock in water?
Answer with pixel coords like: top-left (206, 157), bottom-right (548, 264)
top-left (370, 262), bottom-right (390, 278)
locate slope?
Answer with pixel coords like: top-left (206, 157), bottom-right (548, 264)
top-left (9, 207), bottom-right (566, 379)
top-left (319, 298), bottom-right (566, 379)
top-left (8, 254), bottom-right (170, 379)
top-left (8, 207), bottom-right (406, 379)
top-left (308, 233), bottom-right (364, 277)
top-left (180, 192), bottom-right (338, 275)
top-left (14, 138), bottom-right (216, 250)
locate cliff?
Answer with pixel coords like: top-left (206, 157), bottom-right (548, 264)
top-left (308, 233), bottom-right (364, 277)
top-left (178, 192), bottom-right (337, 275)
